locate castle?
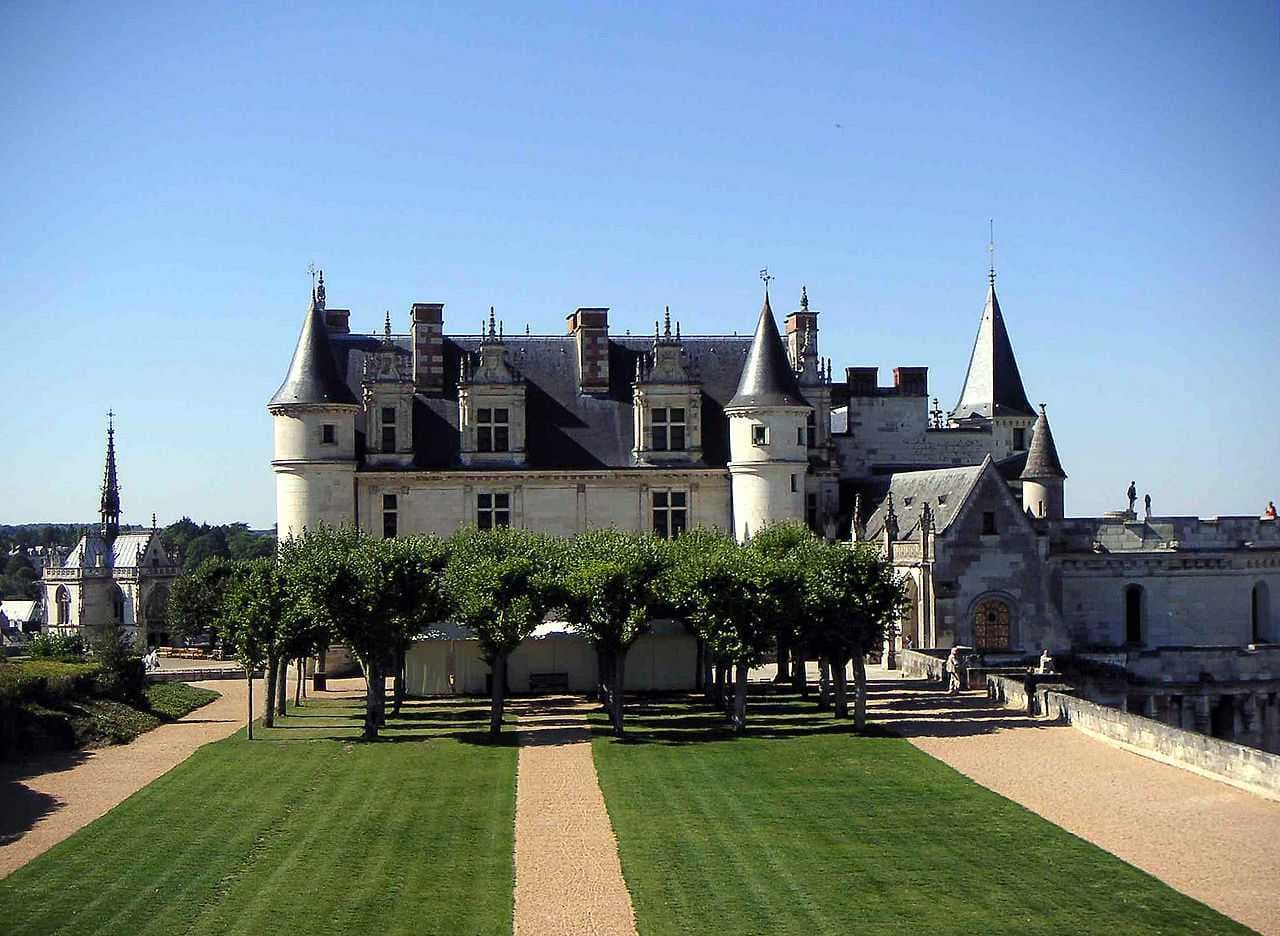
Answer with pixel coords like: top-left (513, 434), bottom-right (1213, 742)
top-left (268, 268), bottom-right (1279, 669)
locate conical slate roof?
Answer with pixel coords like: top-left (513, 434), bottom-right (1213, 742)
top-left (1020, 404), bottom-right (1067, 480)
top-left (269, 295), bottom-right (359, 407)
top-left (727, 292), bottom-right (808, 409)
top-left (951, 281), bottom-right (1035, 420)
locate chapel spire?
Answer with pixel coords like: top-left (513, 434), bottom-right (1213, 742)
top-left (100, 411), bottom-right (121, 540)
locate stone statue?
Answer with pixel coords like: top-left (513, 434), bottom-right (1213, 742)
top-left (1037, 648), bottom-right (1055, 675)
top-left (1144, 493), bottom-right (1152, 519)
top-left (1127, 481), bottom-right (1137, 514)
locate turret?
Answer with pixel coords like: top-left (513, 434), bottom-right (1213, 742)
top-left (950, 266), bottom-right (1037, 457)
top-left (268, 272), bottom-right (360, 540)
top-left (725, 285), bottom-right (811, 542)
top-left (1020, 403), bottom-right (1067, 519)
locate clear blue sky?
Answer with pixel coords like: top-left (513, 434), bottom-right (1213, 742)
top-left (2, 1), bottom-right (1276, 529)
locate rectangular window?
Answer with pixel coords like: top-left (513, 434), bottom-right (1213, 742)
top-left (797, 426), bottom-right (804, 445)
top-left (321, 424), bottom-right (336, 444)
top-left (806, 493), bottom-right (818, 531)
top-left (477, 492), bottom-right (511, 530)
top-left (381, 407), bottom-right (397, 453)
top-left (806, 412), bottom-right (817, 448)
top-left (1013, 428), bottom-right (1026, 451)
top-left (790, 474), bottom-right (797, 493)
top-left (476, 407), bottom-right (510, 453)
top-left (383, 494), bottom-right (398, 539)
top-left (982, 511), bottom-right (997, 535)
top-left (652, 489), bottom-right (688, 539)
top-left (650, 407), bottom-right (686, 452)
top-left (751, 424), bottom-right (768, 446)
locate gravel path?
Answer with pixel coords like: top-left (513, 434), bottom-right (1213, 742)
top-left (865, 676), bottom-right (1280, 936)
top-left (512, 697), bottom-right (638, 936)
top-left (0, 674), bottom-right (265, 878)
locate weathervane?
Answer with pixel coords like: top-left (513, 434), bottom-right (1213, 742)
top-left (759, 268), bottom-right (774, 293)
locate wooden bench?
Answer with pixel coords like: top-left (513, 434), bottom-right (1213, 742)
top-left (528, 672), bottom-right (569, 692)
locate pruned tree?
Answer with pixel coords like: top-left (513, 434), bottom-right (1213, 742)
top-left (745, 522), bottom-right (820, 695)
top-left (220, 558), bottom-right (288, 739)
top-left (167, 556), bottom-right (236, 650)
top-left (446, 527), bottom-right (561, 736)
top-left (560, 530), bottom-right (670, 737)
top-left (800, 542), bottom-right (908, 731)
top-left (664, 530), bottom-right (774, 732)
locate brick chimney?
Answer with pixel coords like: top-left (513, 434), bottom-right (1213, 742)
top-left (411, 302), bottom-right (444, 393)
top-left (566, 307), bottom-right (610, 394)
top-left (893, 367), bottom-right (928, 396)
top-left (324, 309), bottom-right (350, 334)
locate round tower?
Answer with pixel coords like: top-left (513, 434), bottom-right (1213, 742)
top-left (1020, 403), bottom-right (1067, 520)
top-left (268, 272), bottom-right (360, 541)
top-left (725, 286), bottom-right (812, 542)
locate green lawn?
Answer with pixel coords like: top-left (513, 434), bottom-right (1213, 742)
top-left (0, 695), bottom-right (517, 936)
top-left (593, 691), bottom-right (1250, 936)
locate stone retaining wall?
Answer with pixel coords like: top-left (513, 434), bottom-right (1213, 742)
top-left (987, 674), bottom-right (1280, 799)
top-left (148, 667), bottom-right (259, 683)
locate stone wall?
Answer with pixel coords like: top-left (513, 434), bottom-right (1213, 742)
top-left (832, 395), bottom-right (994, 477)
top-left (901, 648), bottom-right (946, 681)
top-left (987, 674), bottom-right (1280, 799)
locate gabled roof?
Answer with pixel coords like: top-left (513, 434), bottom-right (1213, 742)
top-left (726, 292), bottom-right (808, 409)
top-left (1021, 404), bottom-right (1067, 480)
top-left (269, 297), bottom-right (359, 407)
top-left (863, 462), bottom-right (988, 540)
top-left (951, 282), bottom-right (1035, 420)
top-left (60, 531), bottom-right (166, 570)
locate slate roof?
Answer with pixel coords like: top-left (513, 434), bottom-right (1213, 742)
top-left (61, 531), bottom-right (160, 570)
top-left (863, 462), bottom-right (987, 540)
top-left (951, 282), bottom-right (1035, 421)
top-left (726, 293), bottom-right (809, 409)
top-left (0, 600), bottom-right (39, 624)
top-left (331, 331), bottom-right (756, 470)
top-left (269, 298), bottom-right (360, 407)
top-left (1020, 404), bottom-right (1067, 480)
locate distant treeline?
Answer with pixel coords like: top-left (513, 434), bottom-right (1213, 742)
top-left (0, 521), bottom-right (276, 598)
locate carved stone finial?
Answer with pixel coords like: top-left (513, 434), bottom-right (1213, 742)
top-left (664, 305), bottom-right (672, 338)
top-left (384, 310), bottom-right (392, 339)
top-left (315, 270), bottom-right (326, 309)
top-left (488, 306), bottom-right (497, 338)
top-left (676, 320), bottom-right (681, 339)
top-left (800, 285), bottom-right (809, 311)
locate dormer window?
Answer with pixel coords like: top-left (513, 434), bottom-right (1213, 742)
top-left (381, 407), bottom-right (397, 453)
top-left (321, 424), bottom-right (336, 444)
top-left (477, 408), bottom-right (510, 453)
top-left (651, 407), bottom-right (686, 452)
top-left (752, 425), bottom-right (769, 446)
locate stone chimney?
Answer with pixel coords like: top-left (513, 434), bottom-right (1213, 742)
top-left (411, 302), bottom-right (445, 393)
top-left (567, 307), bottom-right (610, 394)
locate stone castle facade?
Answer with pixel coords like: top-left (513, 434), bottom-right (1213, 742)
top-left (269, 269), bottom-right (1280, 660)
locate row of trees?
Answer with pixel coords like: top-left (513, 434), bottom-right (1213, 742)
top-left (168, 522), bottom-right (906, 741)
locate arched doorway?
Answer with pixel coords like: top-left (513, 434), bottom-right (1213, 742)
top-left (110, 584), bottom-right (125, 624)
top-left (1124, 585), bottom-right (1144, 645)
top-left (900, 581), bottom-right (920, 650)
top-left (55, 586), bottom-right (71, 627)
top-left (1253, 582), bottom-right (1271, 644)
top-left (973, 597), bottom-right (1013, 650)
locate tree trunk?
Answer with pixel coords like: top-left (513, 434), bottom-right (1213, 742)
top-left (611, 649), bottom-right (628, 738)
top-left (295, 659), bottom-right (304, 706)
top-left (775, 633), bottom-right (791, 683)
top-left (489, 651), bottom-right (507, 736)
top-left (246, 668), bottom-right (254, 740)
top-left (263, 652), bottom-right (278, 728)
top-left (596, 647), bottom-right (609, 708)
top-left (817, 656), bottom-right (831, 710)
top-left (276, 656), bottom-right (288, 717)
top-left (853, 654), bottom-right (868, 733)
top-left (392, 647), bottom-right (406, 717)
top-left (713, 661), bottom-right (726, 709)
top-left (832, 659), bottom-right (849, 720)
top-left (362, 658), bottom-right (380, 740)
top-left (792, 653), bottom-right (807, 697)
top-left (732, 661), bottom-right (748, 733)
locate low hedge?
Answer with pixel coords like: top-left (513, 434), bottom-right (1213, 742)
top-left (0, 659), bottom-right (102, 705)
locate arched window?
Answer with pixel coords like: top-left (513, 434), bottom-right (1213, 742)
top-left (1125, 585), bottom-right (1144, 645)
top-left (55, 586), bottom-right (71, 627)
top-left (973, 598), bottom-right (1012, 650)
top-left (1253, 582), bottom-right (1271, 644)
top-left (110, 585), bottom-right (125, 623)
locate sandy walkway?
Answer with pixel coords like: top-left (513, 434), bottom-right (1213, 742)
top-left (0, 673), bottom-right (265, 878)
top-left (512, 697), bottom-right (638, 936)
top-left (864, 675), bottom-right (1280, 936)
